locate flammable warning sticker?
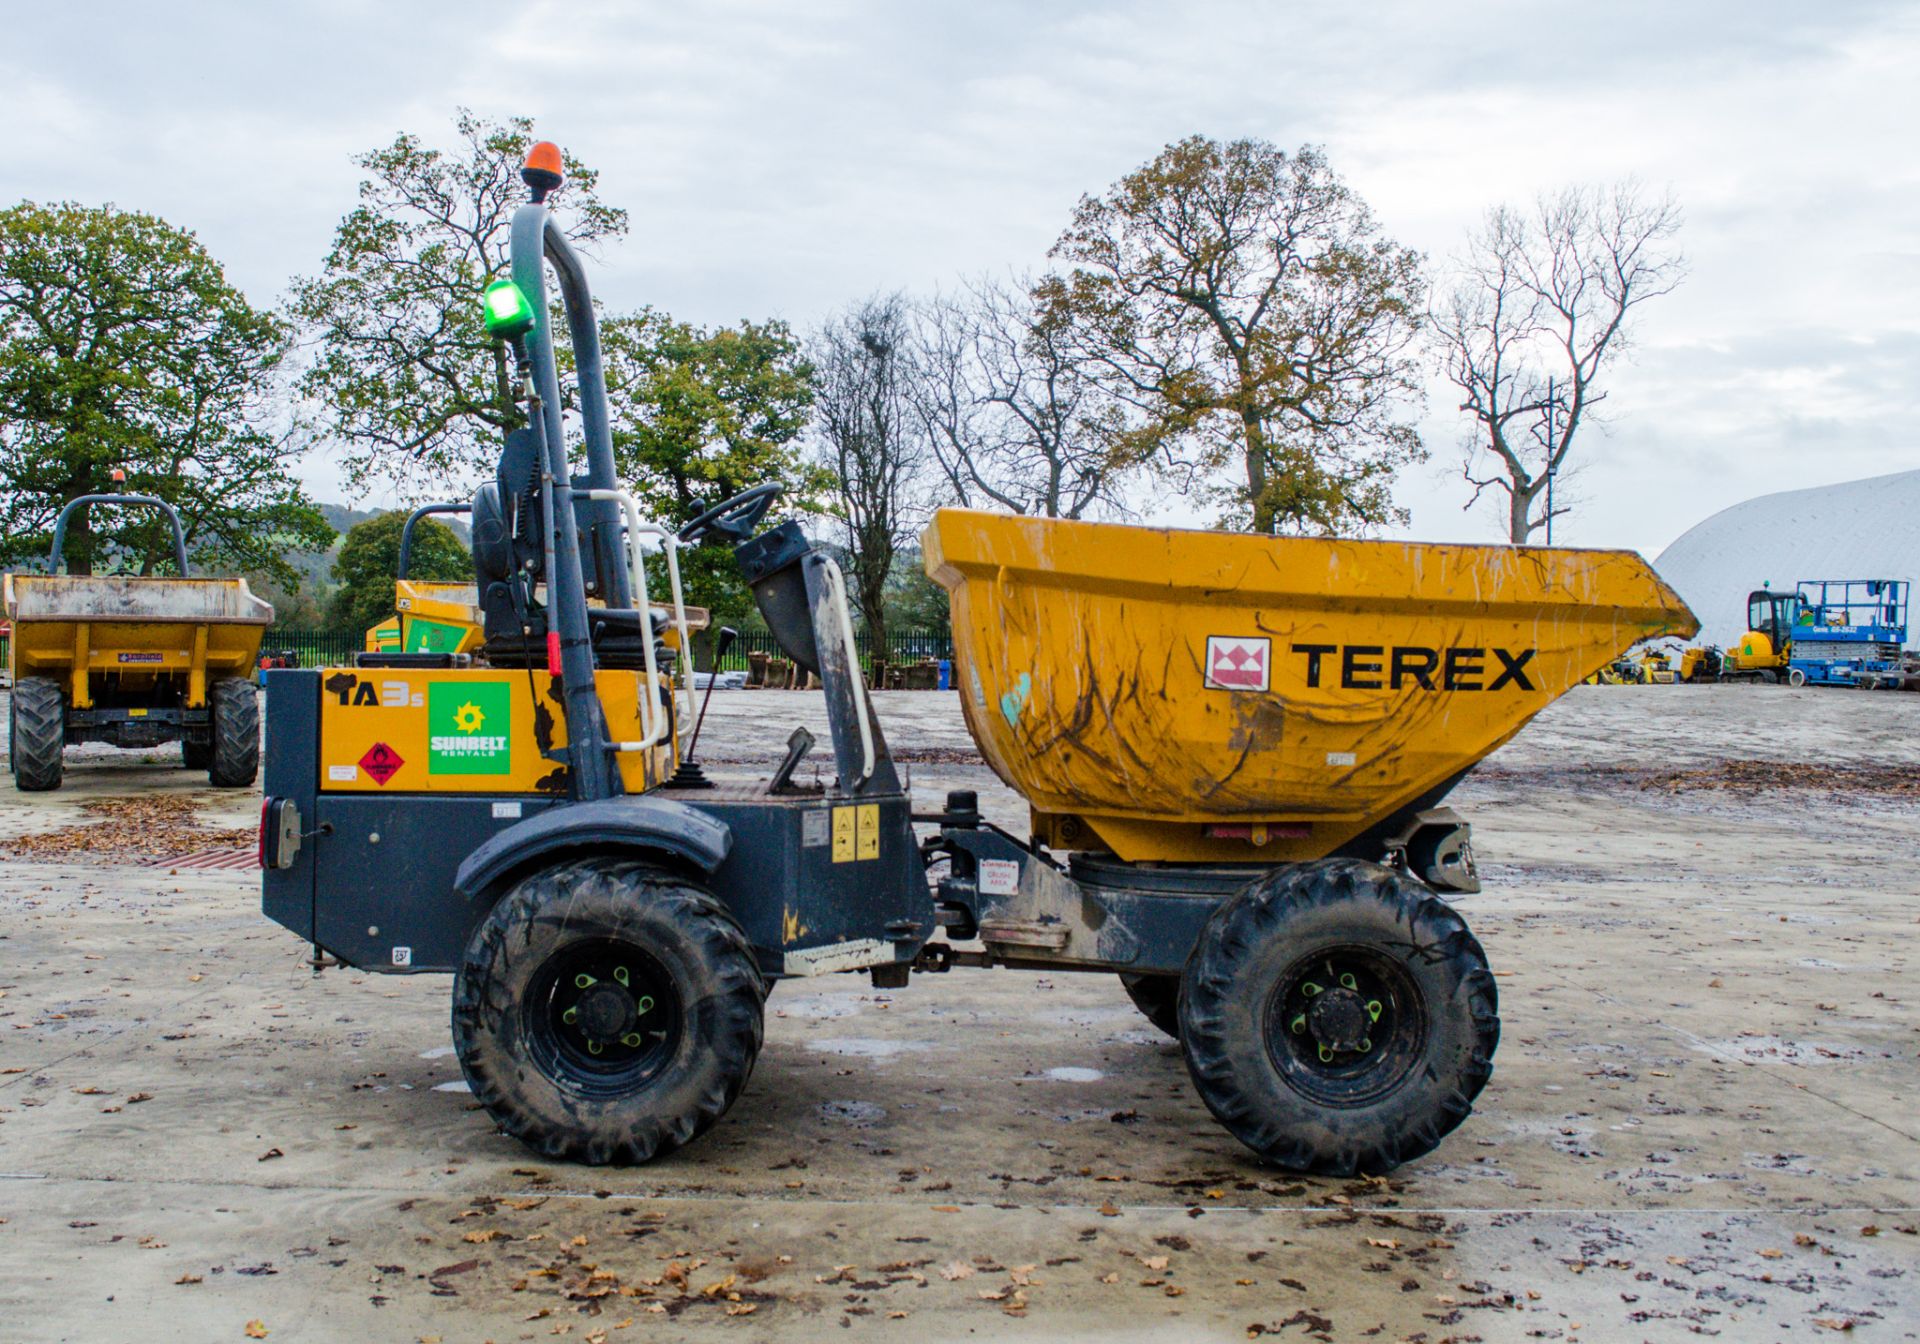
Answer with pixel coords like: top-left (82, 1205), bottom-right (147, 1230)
top-left (427, 681), bottom-right (512, 775)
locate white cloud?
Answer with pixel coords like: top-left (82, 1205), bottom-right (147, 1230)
top-left (4, 0), bottom-right (1914, 550)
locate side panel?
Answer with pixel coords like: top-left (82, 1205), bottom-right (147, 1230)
top-left (311, 666), bottom-right (668, 795)
top-left (313, 794), bottom-right (560, 971)
top-left (694, 794), bottom-right (931, 974)
top-left (282, 784), bottom-right (931, 978)
top-left (261, 670), bottom-right (321, 942)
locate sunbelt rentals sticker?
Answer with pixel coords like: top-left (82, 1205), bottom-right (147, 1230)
top-left (428, 682), bottom-right (511, 775)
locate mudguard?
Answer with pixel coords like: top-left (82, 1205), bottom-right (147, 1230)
top-left (454, 795), bottom-right (733, 900)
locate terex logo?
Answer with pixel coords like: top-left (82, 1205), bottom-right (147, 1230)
top-left (1290, 642), bottom-right (1537, 692)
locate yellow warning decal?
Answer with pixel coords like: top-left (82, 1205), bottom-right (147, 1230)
top-left (831, 804), bottom-right (883, 863)
top-left (832, 806), bottom-right (856, 863)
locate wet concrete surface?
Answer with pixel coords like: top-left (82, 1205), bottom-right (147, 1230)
top-left (0, 684), bottom-right (1917, 1341)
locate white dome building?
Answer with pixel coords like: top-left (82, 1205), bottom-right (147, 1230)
top-left (1653, 469), bottom-right (1920, 649)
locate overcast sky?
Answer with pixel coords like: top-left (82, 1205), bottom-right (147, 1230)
top-left (6, 0), bottom-right (1915, 555)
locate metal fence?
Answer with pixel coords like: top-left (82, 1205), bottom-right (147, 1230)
top-left (263, 628), bottom-right (367, 668)
top-left (263, 623), bottom-right (952, 674)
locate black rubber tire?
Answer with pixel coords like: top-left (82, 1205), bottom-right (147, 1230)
top-left (1119, 973), bottom-right (1181, 1040)
top-left (206, 678), bottom-right (259, 787)
top-left (1178, 858), bottom-right (1499, 1176)
top-left (452, 858), bottom-right (765, 1165)
top-left (10, 677), bottom-right (65, 792)
top-left (181, 735), bottom-right (211, 770)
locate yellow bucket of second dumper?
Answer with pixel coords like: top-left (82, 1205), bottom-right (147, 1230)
top-left (923, 510), bottom-right (1697, 865)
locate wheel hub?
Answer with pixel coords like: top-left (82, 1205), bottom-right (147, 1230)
top-left (574, 982), bottom-right (636, 1041)
top-left (1307, 987), bottom-right (1370, 1052)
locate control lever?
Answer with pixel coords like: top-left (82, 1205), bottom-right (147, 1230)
top-left (769, 726), bottom-right (818, 795)
top-left (665, 626), bottom-right (736, 789)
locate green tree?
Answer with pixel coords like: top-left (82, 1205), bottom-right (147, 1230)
top-left (326, 511), bottom-right (471, 635)
top-left (601, 308), bottom-right (821, 620)
top-left (291, 110), bottom-right (626, 498)
top-left (1042, 136), bottom-right (1427, 534)
top-left (0, 201), bottom-right (331, 578)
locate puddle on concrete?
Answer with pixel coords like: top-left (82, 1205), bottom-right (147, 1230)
top-left (1044, 1066), bottom-right (1104, 1082)
top-left (418, 1045), bottom-right (456, 1059)
top-left (809, 1037), bottom-right (930, 1058)
top-left (432, 1080), bottom-right (470, 1093)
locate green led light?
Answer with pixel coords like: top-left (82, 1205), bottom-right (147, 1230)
top-left (482, 278), bottom-right (536, 340)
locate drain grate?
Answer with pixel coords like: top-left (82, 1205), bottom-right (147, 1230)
top-left (146, 847), bottom-right (259, 871)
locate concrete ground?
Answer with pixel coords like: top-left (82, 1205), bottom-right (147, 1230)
top-left (1, 684), bottom-right (1917, 1343)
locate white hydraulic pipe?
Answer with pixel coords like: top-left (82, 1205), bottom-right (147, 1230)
top-left (821, 559), bottom-right (876, 786)
top-left (581, 489), bottom-right (697, 755)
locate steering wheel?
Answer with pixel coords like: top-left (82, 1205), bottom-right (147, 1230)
top-left (677, 482), bottom-right (783, 545)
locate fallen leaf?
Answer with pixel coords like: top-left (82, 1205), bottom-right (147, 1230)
top-left (1366, 1238), bottom-right (1400, 1250)
top-left (244, 1323), bottom-right (269, 1340)
top-left (940, 1262), bottom-right (975, 1281)
top-left (462, 1230), bottom-right (506, 1244)
top-left (1097, 1200), bottom-right (1121, 1217)
top-left (1099, 1272), bottom-right (1120, 1284)
top-left (174, 1273), bottom-right (203, 1285)
top-left (1758, 1248), bottom-right (1784, 1259)
top-left (723, 1303), bottom-right (756, 1317)
top-left (1140, 1255), bottom-right (1169, 1271)
top-left (126, 1092), bottom-right (153, 1104)
top-left (257, 1148), bottom-right (284, 1163)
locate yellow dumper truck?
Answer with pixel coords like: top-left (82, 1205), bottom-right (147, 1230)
top-left (257, 142), bottom-right (1700, 1177)
top-left (5, 494), bottom-right (271, 791)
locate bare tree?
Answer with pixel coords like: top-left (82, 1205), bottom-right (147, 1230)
top-left (814, 293), bottom-right (926, 663)
top-left (1434, 182), bottom-right (1684, 544)
top-left (912, 277), bottom-right (1141, 519)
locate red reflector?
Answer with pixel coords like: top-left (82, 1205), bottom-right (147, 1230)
top-left (547, 630), bottom-right (562, 675)
top-left (1204, 822), bottom-right (1312, 845)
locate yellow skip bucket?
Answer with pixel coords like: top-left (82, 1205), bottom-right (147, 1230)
top-left (924, 510), bottom-right (1696, 864)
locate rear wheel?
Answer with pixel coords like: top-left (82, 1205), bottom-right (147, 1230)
top-left (1119, 973), bottom-right (1181, 1039)
top-left (1178, 858), bottom-right (1498, 1176)
top-left (207, 678), bottom-right (258, 787)
top-left (453, 858), bottom-right (764, 1164)
top-left (9, 677), bottom-right (65, 792)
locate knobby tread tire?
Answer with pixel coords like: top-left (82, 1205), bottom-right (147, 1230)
top-left (1119, 973), bottom-right (1181, 1040)
top-left (207, 678), bottom-right (259, 787)
top-left (452, 859), bottom-right (764, 1165)
top-left (10, 677), bottom-right (65, 792)
top-left (1177, 858), bottom-right (1499, 1176)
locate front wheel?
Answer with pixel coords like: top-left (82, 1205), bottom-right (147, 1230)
top-left (207, 678), bottom-right (258, 787)
top-left (10, 677), bottom-right (65, 792)
top-left (453, 859), bottom-right (764, 1164)
top-left (1178, 859), bottom-right (1499, 1176)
